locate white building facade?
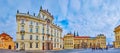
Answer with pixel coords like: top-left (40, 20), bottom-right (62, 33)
top-left (16, 7), bottom-right (63, 50)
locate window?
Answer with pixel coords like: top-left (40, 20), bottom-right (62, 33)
top-left (51, 38), bottom-right (52, 41)
top-left (57, 32), bottom-right (58, 37)
top-left (57, 39), bottom-right (59, 42)
top-left (42, 25), bottom-right (44, 34)
top-left (54, 29), bottom-right (56, 37)
top-left (30, 42), bottom-right (32, 48)
top-left (55, 30), bottom-right (57, 37)
top-left (16, 43), bottom-right (18, 48)
top-left (36, 28), bottom-right (38, 33)
top-left (42, 36), bottom-right (44, 41)
top-left (30, 35), bottom-right (32, 40)
top-left (36, 36), bottom-right (38, 40)
top-left (21, 34), bottom-right (24, 40)
top-left (47, 25), bottom-right (49, 34)
top-left (43, 15), bottom-right (44, 19)
top-left (51, 29), bottom-right (53, 35)
top-left (30, 28), bottom-right (33, 33)
top-left (54, 43), bottom-right (56, 48)
top-left (21, 19), bottom-right (24, 24)
top-left (36, 42), bottom-right (38, 48)
top-left (30, 21), bottom-right (33, 25)
top-left (36, 22), bottom-right (38, 26)
top-left (21, 25), bottom-right (24, 31)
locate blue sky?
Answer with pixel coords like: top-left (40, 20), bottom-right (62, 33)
top-left (0, 0), bottom-right (120, 44)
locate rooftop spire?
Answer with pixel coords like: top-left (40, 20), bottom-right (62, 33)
top-left (74, 31), bottom-right (76, 37)
top-left (40, 6), bottom-right (42, 11)
top-left (77, 31), bottom-right (79, 36)
top-left (27, 11), bottom-right (29, 14)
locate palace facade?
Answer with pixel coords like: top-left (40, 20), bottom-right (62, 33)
top-left (63, 33), bottom-right (106, 49)
top-left (0, 32), bottom-right (15, 50)
top-left (113, 25), bottom-right (120, 48)
top-left (16, 7), bottom-right (62, 50)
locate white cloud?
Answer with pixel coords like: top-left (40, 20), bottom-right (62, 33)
top-left (69, 0), bottom-right (81, 12)
top-left (58, 0), bottom-right (120, 43)
top-left (1, 0), bottom-right (120, 43)
top-left (58, 0), bottom-right (69, 16)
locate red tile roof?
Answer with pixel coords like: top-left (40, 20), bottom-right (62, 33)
top-left (0, 32), bottom-right (13, 39)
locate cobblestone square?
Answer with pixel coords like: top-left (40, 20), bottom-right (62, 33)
top-left (0, 48), bottom-right (120, 53)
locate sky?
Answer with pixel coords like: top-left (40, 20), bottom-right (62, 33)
top-left (0, 0), bottom-right (120, 44)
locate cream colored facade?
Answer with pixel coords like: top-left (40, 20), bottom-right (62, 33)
top-left (95, 34), bottom-right (106, 48)
top-left (63, 33), bottom-right (106, 49)
top-left (16, 7), bottom-right (62, 50)
top-left (63, 33), bottom-right (74, 49)
top-left (114, 25), bottom-right (120, 48)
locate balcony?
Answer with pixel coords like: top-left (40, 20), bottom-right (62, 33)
top-left (21, 23), bottom-right (25, 25)
top-left (20, 30), bottom-right (25, 34)
top-left (46, 34), bottom-right (50, 37)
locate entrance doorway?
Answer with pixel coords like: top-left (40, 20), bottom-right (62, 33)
top-left (8, 45), bottom-right (11, 49)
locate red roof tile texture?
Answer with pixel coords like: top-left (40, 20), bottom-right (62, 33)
top-left (0, 32), bottom-right (13, 39)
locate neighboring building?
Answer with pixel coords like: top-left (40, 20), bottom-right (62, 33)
top-left (0, 32), bottom-right (15, 50)
top-left (95, 34), bottom-right (106, 48)
top-left (16, 6), bottom-right (62, 50)
top-left (74, 36), bottom-right (90, 49)
top-left (63, 33), bottom-right (106, 49)
top-left (63, 33), bottom-right (74, 49)
top-left (113, 25), bottom-right (120, 48)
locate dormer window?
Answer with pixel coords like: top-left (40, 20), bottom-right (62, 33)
top-left (46, 18), bottom-right (51, 24)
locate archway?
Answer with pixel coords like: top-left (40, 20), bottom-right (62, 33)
top-left (8, 45), bottom-right (11, 49)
